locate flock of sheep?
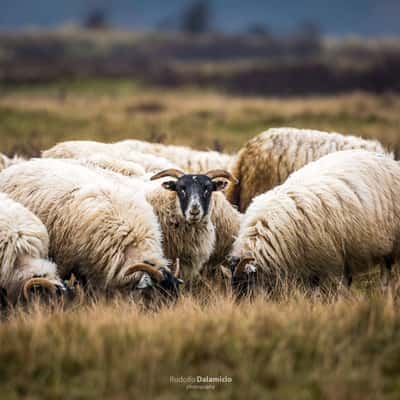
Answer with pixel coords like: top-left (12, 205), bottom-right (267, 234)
top-left (0, 126), bottom-right (397, 305)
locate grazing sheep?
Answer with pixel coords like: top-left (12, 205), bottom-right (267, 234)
top-left (226, 127), bottom-right (391, 212)
top-left (228, 150), bottom-right (400, 296)
top-left (56, 158), bottom-right (242, 279)
top-left (73, 154), bottom-right (146, 177)
top-left (42, 140), bottom-right (179, 173)
top-left (0, 192), bottom-right (65, 303)
top-left (118, 139), bottom-right (235, 173)
top-left (0, 159), bottom-right (182, 298)
top-left (43, 139), bottom-right (234, 173)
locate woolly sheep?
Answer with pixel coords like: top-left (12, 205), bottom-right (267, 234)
top-left (226, 127), bottom-right (391, 212)
top-left (80, 166), bottom-right (241, 279)
top-left (42, 140), bottom-right (179, 173)
top-left (228, 150), bottom-right (400, 296)
top-left (145, 169), bottom-right (241, 279)
top-left (0, 192), bottom-right (65, 303)
top-left (43, 139), bottom-right (234, 173)
top-left (55, 159), bottom-right (242, 279)
top-left (0, 159), bottom-right (182, 297)
top-left (118, 139), bottom-right (235, 173)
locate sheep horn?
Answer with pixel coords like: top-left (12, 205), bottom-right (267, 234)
top-left (124, 263), bottom-right (164, 283)
top-left (233, 257), bottom-right (256, 277)
top-left (150, 169), bottom-right (185, 180)
top-left (206, 169), bottom-right (238, 184)
top-left (174, 258), bottom-right (180, 278)
top-left (23, 278), bottom-right (57, 301)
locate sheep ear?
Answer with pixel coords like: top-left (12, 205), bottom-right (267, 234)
top-left (220, 265), bottom-right (232, 280)
top-left (212, 180), bottom-right (228, 192)
top-left (162, 181), bottom-right (177, 191)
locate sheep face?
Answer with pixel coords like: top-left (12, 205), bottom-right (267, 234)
top-left (227, 256), bottom-right (258, 298)
top-left (162, 175), bottom-right (228, 224)
top-left (151, 169), bottom-right (237, 225)
top-left (126, 261), bottom-right (183, 302)
top-left (140, 266), bottom-right (183, 302)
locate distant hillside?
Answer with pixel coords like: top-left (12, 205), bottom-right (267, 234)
top-left (1, 30), bottom-right (400, 95)
top-left (1, 0), bottom-right (400, 36)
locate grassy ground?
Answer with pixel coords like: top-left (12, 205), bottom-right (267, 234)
top-left (1, 79), bottom-right (400, 156)
top-left (1, 287), bottom-right (400, 400)
top-left (1, 79), bottom-right (400, 399)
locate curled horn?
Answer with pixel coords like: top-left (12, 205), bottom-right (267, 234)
top-left (206, 169), bottom-right (238, 184)
top-left (23, 278), bottom-right (57, 301)
top-left (233, 257), bottom-right (256, 277)
top-left (124, 263), bottom-right (164, 283)
top-left (174, 258), bottom-right (180, 278)
top-left (150, 169), bottom-right (185, 181)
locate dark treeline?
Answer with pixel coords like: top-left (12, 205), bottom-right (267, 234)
top-left (1, 31), bottom-right (400, 95)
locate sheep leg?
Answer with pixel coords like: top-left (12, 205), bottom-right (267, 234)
top-left (338, 262), bottom-right (352, 298)
top-left (342, 262), bottom-right (353, 288)
top-left (380, 255), bottom-right (393, 294)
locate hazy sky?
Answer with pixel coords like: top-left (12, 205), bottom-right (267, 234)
top-left (0, 0), bottom-right (399, 36)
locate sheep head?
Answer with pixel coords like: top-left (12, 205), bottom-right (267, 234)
top-left (151, 169), bottom-right (237, 224)
top-left (225, 256), bottom-right (257, 298)
top-left (22, 277), bottom-right (65, 303)
top-left (124, 259), bottom-right (183, 301)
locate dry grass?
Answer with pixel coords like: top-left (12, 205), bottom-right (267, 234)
top-left (0, 80), bottom-right (400, 156)
top-left (1, 285), bottom-right (400, 400)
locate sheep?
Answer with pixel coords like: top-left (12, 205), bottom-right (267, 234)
top-left (0, 159), bottom-right (183, 299)
top-left (110, 168), bottom-right (241, 280)
top-left (43, 139), bottom-right (235, 173)
top-left (227, 150), bottom-right (400, 296)
top-left (117, 139), bottom-right (235, 173)
top-left (54, 158), bottom-right (242, 279)
top-left (72, 154), bottom-right (146, 177)
top-left (42, 140), bottom-right (180, 173)
top-left (226, 127), bottom-right (392, 212)
top-left (0, 192), bottom-right (65, 304)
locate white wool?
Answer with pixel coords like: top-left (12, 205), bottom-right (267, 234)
top-left (227, 127), bottom-right (392, 212)
top-left (231, 150), bottom-right (400, 282)
top-left (42, 140), bottom-right (177, 173)
top-left (0, 159), bottom-right (167, 289)
top-left (0, 192), bottom-right (60, 301)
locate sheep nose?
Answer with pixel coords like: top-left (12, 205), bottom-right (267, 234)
top-left (190, 205), bottom-right (200, 215)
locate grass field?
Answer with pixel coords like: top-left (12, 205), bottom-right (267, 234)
top-left (1, 79), bottom-right (400, 156)
top-left (1, 79), bottom-right (400, 399)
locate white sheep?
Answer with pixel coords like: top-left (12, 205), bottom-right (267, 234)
top-left (99, 167), bottom-right (241, 279)
top-left (0, 159), bottom-right (182, 297)
top-left (54, 159), bottom-right (242, 279)
top-left (228, 150), bottom-right (400, 295)
top-left (226, 127), bottom-right (392, 212)
top-left (43, 139), bottom-right (235, 173)
top-left (119, 139), bottom-right (235, 173)
top-left (42, 140), bottom-right (179, 173)
top-left (0, 192), bottom-right (64, 303)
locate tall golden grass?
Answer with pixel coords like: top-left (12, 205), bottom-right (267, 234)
top-left (1, 281), bottom-right (400, 400)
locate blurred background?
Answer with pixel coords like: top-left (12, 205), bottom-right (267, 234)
top-left (0, 0), bottom-right (399, 156)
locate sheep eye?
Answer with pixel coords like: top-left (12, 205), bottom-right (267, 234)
top-left (204, 190), bottom-right (209, 197)
top-left (180, 189), bottom-right (186, 196)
